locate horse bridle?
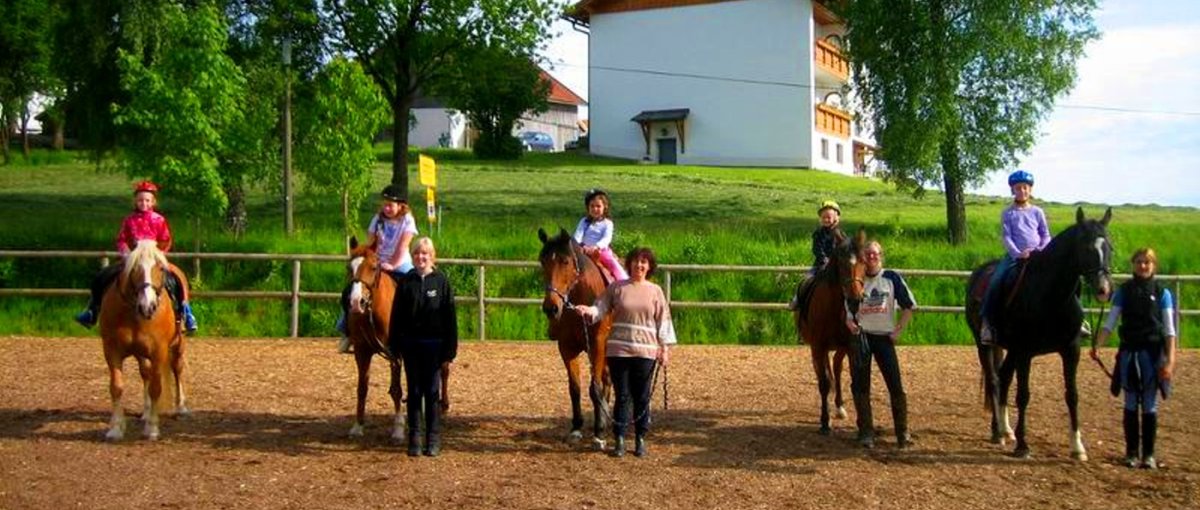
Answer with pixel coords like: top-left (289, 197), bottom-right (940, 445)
top-left (350, 259), bottom-right (397, 362)
top-left (121, 267), bottom-right (166, 307)
top-left (544, 247), bottom-right (589, 309)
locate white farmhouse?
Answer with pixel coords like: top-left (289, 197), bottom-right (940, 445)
top-left (568, 0), bottom-right (875, 175)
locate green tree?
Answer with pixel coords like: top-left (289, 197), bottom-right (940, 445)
top-left (295, 57), bottom-right (389, 235)
top-left (114, 3), bottom-right (246, 217)
top-left (0, 0), bottom-right (55, 162)
top-left (434, 45), bottom-right (549, 159)
top-left (840, 1), bottom-right (1099, 244)
top-left (324, 0), bottom-right (559, 188)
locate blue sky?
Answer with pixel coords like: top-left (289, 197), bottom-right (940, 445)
top-left (542, 0), bottom-right (1200, 208)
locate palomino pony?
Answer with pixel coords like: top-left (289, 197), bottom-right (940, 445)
top-left (538, 228), bottom-right (613, 448)
top-left (99, 240), bottom-right (189, 441)
top-left (795, 229), bottom-right (866, 435)
top-left (965, 207), bottom-right (1113, 459)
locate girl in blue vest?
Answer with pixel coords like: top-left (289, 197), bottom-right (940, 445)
top-left (1090, 248), bottom-right (1178, 469)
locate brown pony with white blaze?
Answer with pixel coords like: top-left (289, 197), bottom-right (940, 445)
top-left (345, 237), bottom-right (404, 441)
top-left (795, 229), bottom-right (867, 436)
top-left (99, 240), bottom-right (189, 441)
top-left (538, 228), bottom-right (613, 448)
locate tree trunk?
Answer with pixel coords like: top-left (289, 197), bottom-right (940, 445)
top-left (0, 115), bottom-right (10, 164)
top-left (52, 122), bottom-right (64, 150)
top-left (391, 96), bottom-right (411, 189)
top-left (20, 108), bottom-right (31, 158)
top-left (224, 183), bottom-right (247, 238)
top-left (940, 138), bottom-right (968, 245)
top-left (342, 189), bottom-right (353, 255)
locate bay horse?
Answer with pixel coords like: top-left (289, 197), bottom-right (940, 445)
top-left (344, 237), bottom-right (404, 441)
top-left (99, 240), bottom-right (189, 441)
top-left (965, 207), bottom-right (1113, 459)
top-left (795, 229), bottom-right (866, 435)
top-left (538, 228), bottom-right (613, 448)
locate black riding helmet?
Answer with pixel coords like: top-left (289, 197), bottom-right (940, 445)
top-left (583, 188), bottom-right (608, 207)
top-left (381, 184), bottom-right (407, 203)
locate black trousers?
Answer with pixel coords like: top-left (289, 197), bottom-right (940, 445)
top-left (608, 356), bottom-right (657, 438)
top-left (851, 332), bottom-right (909, 440)
top-left (399, 338), bottom-right (443, 439)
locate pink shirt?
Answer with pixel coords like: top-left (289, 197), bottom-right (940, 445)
top-left (116, 210), bottom-right (172, 254)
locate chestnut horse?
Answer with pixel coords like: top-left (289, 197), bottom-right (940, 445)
top-left (795, 229), bottom-right (866, 435)
top-left (345, 237), bottom-right (404, 441)
top-left (99, 240), bottom-right (189, 441)
top-left (538, 228), bottom-right (613, 448)
top-left (344, 237), bottom-right (452, 441)
top-left (965, 207), bottom-right (1113, 459)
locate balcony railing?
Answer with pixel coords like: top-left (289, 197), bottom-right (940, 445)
top-left (814, 38), bottom-right (849, 81)
top-left (815, 103), bottom-right (851, 138)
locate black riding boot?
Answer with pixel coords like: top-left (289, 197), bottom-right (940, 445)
top-left (424, 397), bottom-right (441, 457)
top-left (853, 392), bottom-right (875, 448)
top-left (406, 402), bottom-right (422, 456)
top-left (634, 434), bottom-right (647, 457)
top-left (892, 394), bottom-right (910, 448)
top-left (1122, 410), bottom-right (1139, 467)
top-left (1141, 413), bottom-right (1157, 468)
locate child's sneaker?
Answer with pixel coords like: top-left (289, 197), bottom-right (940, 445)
top-left (75, 309), bottom-right (97, 328)
top-left (1079, 321), bottom-right (1092, 338)
top-left (1142, 457), bottom-right (1158, 470)
top-left (337, 336), bottom-right (353, 354)
top-left (1124, 456), bottom-right (1139, 468)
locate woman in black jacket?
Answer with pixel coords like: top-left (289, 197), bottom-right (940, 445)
top-left (389, 237), bottom-right (458, 457)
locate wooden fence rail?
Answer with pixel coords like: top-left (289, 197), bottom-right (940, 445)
top-left (2, 250), bottom-right (1196, 339)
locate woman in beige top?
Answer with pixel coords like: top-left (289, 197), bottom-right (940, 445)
top-left (575, 247), bottom-right (676, 458)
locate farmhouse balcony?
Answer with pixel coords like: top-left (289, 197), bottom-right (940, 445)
top-left (815, 103), bottom-right (851, 138)
top-left (814, 38), bottom-right (849, 82)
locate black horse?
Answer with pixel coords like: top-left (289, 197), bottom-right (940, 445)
top-left (965, 207), bottom-right (1113, 459)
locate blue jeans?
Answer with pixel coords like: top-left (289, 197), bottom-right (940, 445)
top-left (981, 255), bottom-right (1017, 323)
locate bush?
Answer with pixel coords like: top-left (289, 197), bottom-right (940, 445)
top-left (472, 132), bottom-right (523, 160)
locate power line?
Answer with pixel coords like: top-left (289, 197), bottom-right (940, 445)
top-left (1058, 104), bottom-right (1200, 117)
top-left (547, 60), bottom-right (1200, 117)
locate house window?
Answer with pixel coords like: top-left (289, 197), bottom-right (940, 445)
top-left (821, 139), bottom-right (829, 160)
top-left (836, 143), bottom-right (843, 163)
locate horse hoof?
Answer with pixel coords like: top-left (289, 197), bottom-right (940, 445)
top-left (592, 437), bottom-right (606, 451)
top-left (175, 406), bottom-right (192, 418)
top-left (566, 430), bottom-right (583, 444)
top-left (1072, 451), bottom-right (1089, 462)
top-left (818, 426), bottom-right (832, 436)
top-left (104, 429), bottom-right (124, 442)
top-left (1013, 448), bottom-right (1031, 459)
top-left (144, 429), bottom-right (160, 441)
top-left (835, 407), bottom-right (848, 420)
top-left (990, 434), bottom-right (1004, 445)
top-left (348, 424), bottom-right (365, 438)
top-left (390, 430), bottom-right (405, 445)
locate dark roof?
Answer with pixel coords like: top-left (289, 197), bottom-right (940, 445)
top-left (630, 108), bottom-right (690, 122)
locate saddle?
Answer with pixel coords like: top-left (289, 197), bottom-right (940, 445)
top-left (975, 259), bottom-right (1030, 323)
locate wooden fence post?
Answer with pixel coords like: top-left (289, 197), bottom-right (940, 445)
top-left (478, 264), bottom-right (486, 341)
top-left (290, 260), bottom-right (301, 338)
top-left (664, 269), bottom-right (672, 303)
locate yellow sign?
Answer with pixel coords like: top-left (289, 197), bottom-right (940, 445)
top-left (418, 155), bottom-right (437, 187)
top-left (426, 187), bottom-right (437, 223)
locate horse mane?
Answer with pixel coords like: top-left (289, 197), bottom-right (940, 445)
top-left (124, 240), bottom-right (168, 281)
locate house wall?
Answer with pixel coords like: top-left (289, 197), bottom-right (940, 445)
top-left (409, 108), bottom-right (468, 149)
top-left (589, 0), bottom-right (817, 167)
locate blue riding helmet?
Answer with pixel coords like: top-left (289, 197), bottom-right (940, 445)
top-left (1008, 170), bottom-right (1034, 187)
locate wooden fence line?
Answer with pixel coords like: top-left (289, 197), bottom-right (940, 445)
top-left (1, 250), bottom-right (1196, 338)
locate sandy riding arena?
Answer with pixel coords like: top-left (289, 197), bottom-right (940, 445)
top-left (2, 337), bottom-right (1197, 509)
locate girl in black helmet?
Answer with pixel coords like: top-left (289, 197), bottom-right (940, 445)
top-left (336, 184), bottom-right (418, 352)
top-left (573, 188), bottom-right (629, 282)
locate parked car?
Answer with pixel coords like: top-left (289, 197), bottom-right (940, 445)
top-left (519, 131), bottom-right (554, 152)
top-left (565, 134), bottom-right (588, 151)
